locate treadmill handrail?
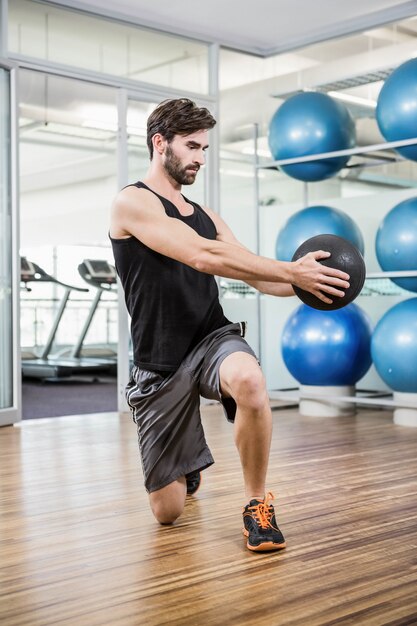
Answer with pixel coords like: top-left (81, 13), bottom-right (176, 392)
top-left (21, 261), bottom-right (89, 292)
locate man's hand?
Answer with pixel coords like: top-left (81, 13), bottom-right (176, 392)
top-left (291, 250), bottom-right (350, 305)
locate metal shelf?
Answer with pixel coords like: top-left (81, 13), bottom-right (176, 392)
top-left (269, 389), bottom-right (417, 410)
top-left (256, 136), bottom-right (417, 169)
top-left (366, 271), bottom-right (417, 279)
top-left (253, 128), bottom-right (417, 414)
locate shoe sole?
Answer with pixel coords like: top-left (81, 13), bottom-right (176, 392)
top-left (186, 472), bottom-right (202, 496)
top-left (243, 529), bottom-right (286, 552)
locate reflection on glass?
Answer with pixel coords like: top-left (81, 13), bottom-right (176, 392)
top-left (19, 70), bottom-right (118, 358)
top-left (19, 70), bottom-right (118, 247)
top-left (0, 68), bottom-right (13, 409)
top-left (127, 101), bottom-right (156, 185)
top-left (9, 0), bottom-right (209, 94)
top-left (20, 245), bottom-right (117, 354)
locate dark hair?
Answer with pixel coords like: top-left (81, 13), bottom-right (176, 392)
top-left (147, 98), bottom-right (216, 159)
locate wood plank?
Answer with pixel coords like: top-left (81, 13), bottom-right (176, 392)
top-left (0, 406), bottom-right (416, 625)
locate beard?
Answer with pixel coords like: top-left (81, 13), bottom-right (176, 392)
top-left (163, 145), bottom-right (199, 185)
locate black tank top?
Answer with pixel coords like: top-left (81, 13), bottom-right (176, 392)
top-left (110, 181), bottom-right (230, 371)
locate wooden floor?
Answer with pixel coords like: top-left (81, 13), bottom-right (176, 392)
top-left (1, 403), bottom-right (417, 626)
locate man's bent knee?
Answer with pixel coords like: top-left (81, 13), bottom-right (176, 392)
top-left (151, 502), bottom-right (184, 525)
top-left (220, 353), bottom-right (268, 409)
top-left (234, 368), bottom-right (266, 398)
top-left (149, 478), bottom-right (186, 525)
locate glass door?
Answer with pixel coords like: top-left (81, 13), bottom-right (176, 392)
top-left (0, 64), bottom-right (20, 426)
top-left (18, 70), bottom-right (118, 419)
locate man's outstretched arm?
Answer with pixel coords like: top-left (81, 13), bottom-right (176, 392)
top-left (202, 206), bottom-right (342, 300)
top-left (110, 187), bottom-right (349, 305)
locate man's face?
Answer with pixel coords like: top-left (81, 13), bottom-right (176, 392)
top-left (162, 130), bottom-right (209, 186)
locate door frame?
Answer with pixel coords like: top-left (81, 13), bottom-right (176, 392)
top-left (0, 59), bottom-right (21, 426)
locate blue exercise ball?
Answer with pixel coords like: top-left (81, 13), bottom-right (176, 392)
top-left (268, 92), bottom-right (356, 182)
top-left (276, 205), bottom-right (364, 261)
top-left (375, 197), bottom-right (417, 292)
top-left (281, 303), bottom-right (372, 386)
top-left (371, 298), bottom-right (417, 392)
top-left (376, 58), bottom-right (417, 161)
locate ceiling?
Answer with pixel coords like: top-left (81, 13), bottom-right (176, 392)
top-left (54, 0), bottom-right (417, 55)
top-left (17, 1), bottom-right (417, 247)
top-left (17, 4), bottom-right (417, 171)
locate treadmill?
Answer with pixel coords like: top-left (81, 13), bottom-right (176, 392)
top-left (56, 259), bottom-right (118, 362)
top-left (21, 257), bottom-right (117, 380)
top-left (76, 259), bottom-right (134, 371)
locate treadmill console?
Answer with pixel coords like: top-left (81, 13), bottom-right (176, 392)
top-left (79, 259), bottom-right (117, 288)
top-left (20, 257), bottom-right (37, 282)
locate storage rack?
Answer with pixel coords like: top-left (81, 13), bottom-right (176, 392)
top-left (251, 125), bottom-right (417, 411)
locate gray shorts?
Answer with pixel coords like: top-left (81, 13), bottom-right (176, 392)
top-left (125, 322), bottom-right (257, 493)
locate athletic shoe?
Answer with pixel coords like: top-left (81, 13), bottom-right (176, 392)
top-left (185, 470), bottom-right (201, 496)
top-left (242, 492), bottom-right (286, 552)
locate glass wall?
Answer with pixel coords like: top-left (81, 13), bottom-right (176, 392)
top-left (126, 99), bottom-right (157, 184)
top-left (0, 67), bottom-right (15, 418)
top-left (9, 0), bottom-right (210, 94)
top-left (19, 70), bottom-right (118, 362)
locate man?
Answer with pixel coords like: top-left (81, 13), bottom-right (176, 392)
top-left (109, 98), bottom-right (349, 552)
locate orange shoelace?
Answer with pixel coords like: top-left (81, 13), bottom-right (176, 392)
top-left (248, 492), bottom-right (277, 530)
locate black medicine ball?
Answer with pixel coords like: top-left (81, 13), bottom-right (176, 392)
top-left (291, 233), bottom-right (366, 310)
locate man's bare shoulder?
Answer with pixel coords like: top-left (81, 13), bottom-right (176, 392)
top-left (114, 185), bottom-right (160, 209)
top-left (110, 185), bottom-right (164, 238)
